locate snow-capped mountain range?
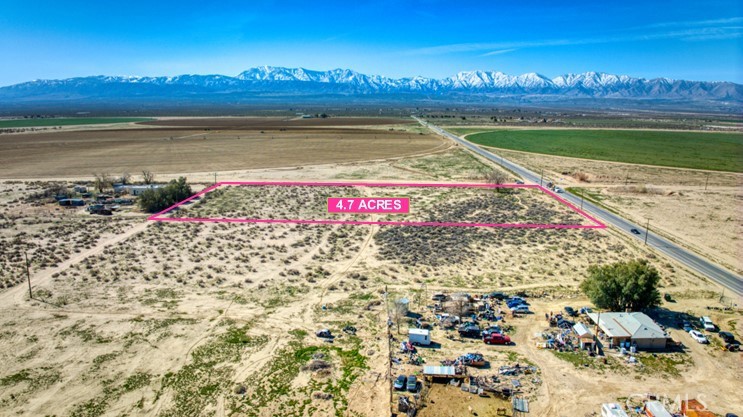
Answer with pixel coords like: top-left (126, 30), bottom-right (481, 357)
top-left (1, 66), bottom-right (740, 106)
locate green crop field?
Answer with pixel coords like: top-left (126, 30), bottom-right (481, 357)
top-left (466, 129), bottom-right (743, 172)
top-left (0, 117), bottom-right (153, 128)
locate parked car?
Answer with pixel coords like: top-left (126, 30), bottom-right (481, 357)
top-left (406, 375), bottom-right (418, 392)
top-left (458, 323), bottom-right (481, 338)
top-left (393, 375), bottom-right (406, 390)
top-left (689, 330), bottom-right (708, 344)
top-left (488, 291), bottom-right (507, 300)
top-left (682, 321), bottom-right (693, 332)
top-left (700, 316), bottom-right (716, 331)
top-left (511, 305), bottom-right (531, 314)
top-left (431, 293), bottom-right (447, 301)
top-left (556, 318), bottom-right (573, 329)
top-left (506, 299), bottom-right (529, 308)
top-left (315, 329), bottom-right (333, 338)
top-left (483, 333), bottom-right (512, 345)
top-left (725, 342), bottom-right (741, 352)
top-left (564, 306), bottom-right (577, 317)
top-left (579, 307), bottom-right (593, 314)
top-left (630, 228), bottom-right (641, 235)
top-left (481, 325), bottom-right (502, 337)
top-left (718, 331), bottom-right (736, 344)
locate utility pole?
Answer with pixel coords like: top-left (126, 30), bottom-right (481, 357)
top-left (704, 173), bottom-right (709, 191)
top-left (384, 285), bottom-right (390, 320)
top-left (213, 172), bottom-right (217, 185)
top-left (24, 251), bottom-right (32, 299)
top-left (420, 282), bottom-right (428, 311)
top-left (644, 219), bottom-right (650, 245)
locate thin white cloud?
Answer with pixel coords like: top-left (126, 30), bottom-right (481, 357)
top-left (406, 21), bottom-right (743, 56)
top-left (636, 16), bottom-right (743, 29)
top-left (480, 48), bottom-right (518, 57)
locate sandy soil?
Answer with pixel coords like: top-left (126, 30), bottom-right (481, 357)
top-left (0, 127), bottom-right (739, 417)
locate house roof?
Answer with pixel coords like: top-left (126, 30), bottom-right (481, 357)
top-left (587, 312), bottom-right (667, 340)
top-left (573, 322), bottom-right (594, 339)
top-left (423, 366), bottom-right (456, 376)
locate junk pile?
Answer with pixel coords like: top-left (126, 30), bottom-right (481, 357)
top-left (535, 329), bottom-right (581, 352)
top-left (441, 352), bottom-right (487, 368)
top-left (476, 299), bottom-right (506, 322)
top-left (398, 396), bottom-right (417, 416)
top-left (547, 313), bottom-right (574, 329)
top-left (452, 362), bottom-right (541, 399)
top-left (437, 314), bottom-right (461, 329)
top-left (498, 364), bottom-right (538, 376)
top-left (468, 375), bottom-right (514, 398)
top-left (398, 341), bottom-right (425, 365)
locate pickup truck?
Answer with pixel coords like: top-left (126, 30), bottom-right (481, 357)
top-left (483, 333), bottom-right (512, 345)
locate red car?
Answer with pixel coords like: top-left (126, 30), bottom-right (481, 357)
top-left (483, 333), bottom-right (512, 345)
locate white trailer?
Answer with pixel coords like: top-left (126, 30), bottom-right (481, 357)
top-left (408, 328), bottom-right (431, 346)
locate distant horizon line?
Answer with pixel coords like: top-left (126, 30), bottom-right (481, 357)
top-left (7, 65), bottom-right (740, 87)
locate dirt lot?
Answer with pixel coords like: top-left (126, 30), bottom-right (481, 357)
top-left (0, 120), bottom-right (443, 179)
top-left (170, 184), bottom-right (590, 227)
top-left (0, 123), bottom-right (739, 417)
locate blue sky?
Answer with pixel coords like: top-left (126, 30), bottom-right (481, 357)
top-left (0, 0), bottom-right (741, 86)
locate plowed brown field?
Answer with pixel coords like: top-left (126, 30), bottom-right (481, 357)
top-left (0, 119), bottom-right (442, 178)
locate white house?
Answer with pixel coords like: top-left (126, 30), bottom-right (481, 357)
top-left (588, 312), bottom-right (669, 350)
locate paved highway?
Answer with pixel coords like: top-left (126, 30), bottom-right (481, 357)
top-left (415, 117), bottom-right (743, 297)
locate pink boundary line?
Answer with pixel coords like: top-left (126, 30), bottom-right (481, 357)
top-left (147, 181), bottom-right (606, 229)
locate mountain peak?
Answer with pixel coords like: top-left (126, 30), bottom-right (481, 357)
top-left (2, 67), bottom-right (740, 104)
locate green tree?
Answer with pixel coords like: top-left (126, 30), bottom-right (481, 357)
top-left (580, 259), bottom-right (662, 312)
top-left (138, 177), bottom-right (193, 213)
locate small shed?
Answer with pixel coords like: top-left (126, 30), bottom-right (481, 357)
top-left (408, 328), bottom-right (431, 346)
top-left (644, 401), bottom-right (673, 417)
top-left (573, 322), bottom-right (595, 349)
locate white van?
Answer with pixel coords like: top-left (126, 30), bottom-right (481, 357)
top-left (700, 316), bottom-right (715, 331)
